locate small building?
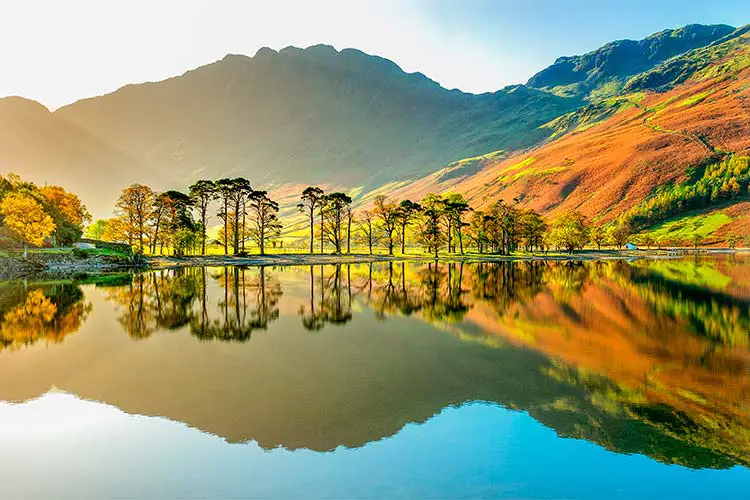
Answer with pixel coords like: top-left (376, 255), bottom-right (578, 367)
top-left (625, 242), bottom-right (638, 250)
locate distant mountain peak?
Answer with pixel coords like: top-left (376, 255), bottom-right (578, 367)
top-left (254, 46), bottom-right (277, 57)
top-left (527, 23), bottom-right (736, 100)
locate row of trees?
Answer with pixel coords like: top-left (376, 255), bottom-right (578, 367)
top-left (92, 178), bottom-right (282, 256)
top-left (92, 179), bottom-right (743, 257)
top-left (0, 174), bottom-right (90, 256)
top-left (297, 187), bottom-right (637, 256)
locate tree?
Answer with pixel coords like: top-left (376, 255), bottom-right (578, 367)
top-left (589, 225), bottom-right (608, 250)
top-left (225, 178), bottom-right (252, 255)
top-left (727, 234), bottom-right (740, 249)
top-left (691, 233), bottom-right (703, 251)
top-left (298, 186), bottom-right (325, 254)
top-left (641, 234), bottom-right (655, 249)
top-left (345, 205), bottom-right (354, 254)
top-left (115, 184), bottom-right (154, 253)
top-left (85, 219), bottom-right (108, 240)
top-left (322, 193), bottom-right (352, 254)
top-left (189, 180), bottom-right (217, 255)
top-left (356, 209), bottom-right (376, 255)
top-left (39, 186), bottom-right (91, 245)
top-left (548, 211), bottom-right (589, 253)
top-left (518, 209), bottom-right (546, 252)
top-left (608, 223), bottom-right (631, 250)
top-left (247, 190), bottom-right (282, 256)
top-left (443, 193), bottom-right (471, 254)
top-left (467, 211), bottom-right (489, 253)
top-left (161, 190), bottom-right (196, 256)
top-left (486, 200), bottom-right (519, 254)
top-left (396, 200), bottom-right (422, 254)
top-left (149, 192), bottom-right (172, 255)
top-left (373, 195), bottom-right (399, 255)
top-left (419, 194), bottom-right (446, 258)
top-left (214, 179), bottom-right (235, 255)
top-left (216, 213), bottom-right (237, 251)
top-left (0, 193), bottom-right (56, 258)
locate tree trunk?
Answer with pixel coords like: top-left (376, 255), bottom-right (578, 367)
top-left (233, 200), bottom-right (240, 255)
top-left (319, 208), bottom-right (324, 254)
top-left (201, 208), bottom-right (207, 255)
top-left (401, 222), bottom-right (406, 254)
top-left (446, 219), bottom-right (452, 253)
top-left (347, 217), bottom-right (351, 254)
top-left (309, 209), bottom-right (314, 254)
top-left (223, 200), bottom-right (229, 255)
top-left (259, 220), bottom-right (266, 256)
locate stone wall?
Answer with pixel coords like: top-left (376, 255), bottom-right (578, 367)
top-left (78, 238), bottom-right (132, 255)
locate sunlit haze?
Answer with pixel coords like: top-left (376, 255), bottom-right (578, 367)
top-left (2, 0), bottom-right (749, 109)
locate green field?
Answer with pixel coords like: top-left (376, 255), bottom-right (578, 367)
top-left (639, 211), bottom-right (732, 243)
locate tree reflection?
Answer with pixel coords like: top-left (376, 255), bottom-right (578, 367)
top-left (0, 283), bottom-right (91, 350)
top-left (106, 266), bottom-right (282, 341)
top-left (298, 264), bottom-right (353, 330)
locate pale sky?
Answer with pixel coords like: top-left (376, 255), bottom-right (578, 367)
top-left (1, 0), bottom-right (748, 109)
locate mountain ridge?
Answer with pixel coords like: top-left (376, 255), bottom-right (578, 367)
top-left (527, 24), bottom-right (736, 99)
top-left (1, 23), bottom-right (743, 221)
top-left (392, 25), bottom-right (750, 240)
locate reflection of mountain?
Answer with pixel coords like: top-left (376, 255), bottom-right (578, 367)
top-left (0, 258), bottom-right (747, 470)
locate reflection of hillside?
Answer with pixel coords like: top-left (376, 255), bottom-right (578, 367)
top-left (298, 259), bottom-right (750, 466)
top-left (0, 258), bottom-right (747, 469)
top-left (0, 282), bottom-right (91, 351)
top-left (466, 259), bottom-right (750, 467)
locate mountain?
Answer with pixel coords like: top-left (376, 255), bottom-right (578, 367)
top-left (52, 45), bottom-right (575, 207)
top-left (0, 97), bottom-right (156, 214)
top-left (527, 24), bottom-right (735, 100)
top-left (1, 24), bottom-right (742, 221)
top-left (395, 25), bottom-right (750, 240)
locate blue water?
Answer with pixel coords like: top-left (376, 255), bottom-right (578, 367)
top-left (1, 259), bottom-right (748, 499)
top-left (1, 393), bottom-right (747, 500)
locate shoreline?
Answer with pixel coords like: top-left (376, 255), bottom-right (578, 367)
top-left (1, 248), bottom-right (746, 279)
top-left (146, 247), bottom-right (747, 270)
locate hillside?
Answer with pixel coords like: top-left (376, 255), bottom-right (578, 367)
top-left (527, 24), bottom-right (735, 100)
top-left (0, 97), bottom-right (156, 215)
top-left (396, 25), bottom-right (750, 239)
top-left (1, 24), bottom-right (743, 221)
top-left (52, 45), bottom-right (575, 206)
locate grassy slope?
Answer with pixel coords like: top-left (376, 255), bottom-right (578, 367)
top-left (638, 210), bottom-right (733, 243)
top-left (388, 27), bottom-right (750, 236)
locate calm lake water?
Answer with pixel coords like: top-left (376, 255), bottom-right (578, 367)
top-left (0, 257), bottom-right (748, 499)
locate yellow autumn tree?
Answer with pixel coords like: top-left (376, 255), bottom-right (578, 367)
top-left (39, 185), bottom-right (90, 226)
top-left (0, 193), bottom-right (56, 257)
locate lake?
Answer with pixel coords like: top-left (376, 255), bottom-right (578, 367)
top-left (0, 257), bottom-right (748, 499)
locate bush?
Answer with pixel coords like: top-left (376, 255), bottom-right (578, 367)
top-left (72, 247), bottom-right (90, 259)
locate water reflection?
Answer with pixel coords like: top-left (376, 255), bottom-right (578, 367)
top-left (0, 257), bottom-right (748, 472)
top-left (0, 282), bottom-right (91, 351)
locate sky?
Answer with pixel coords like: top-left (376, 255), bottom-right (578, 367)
top-left (1, 0), bottom-right (749, 109)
